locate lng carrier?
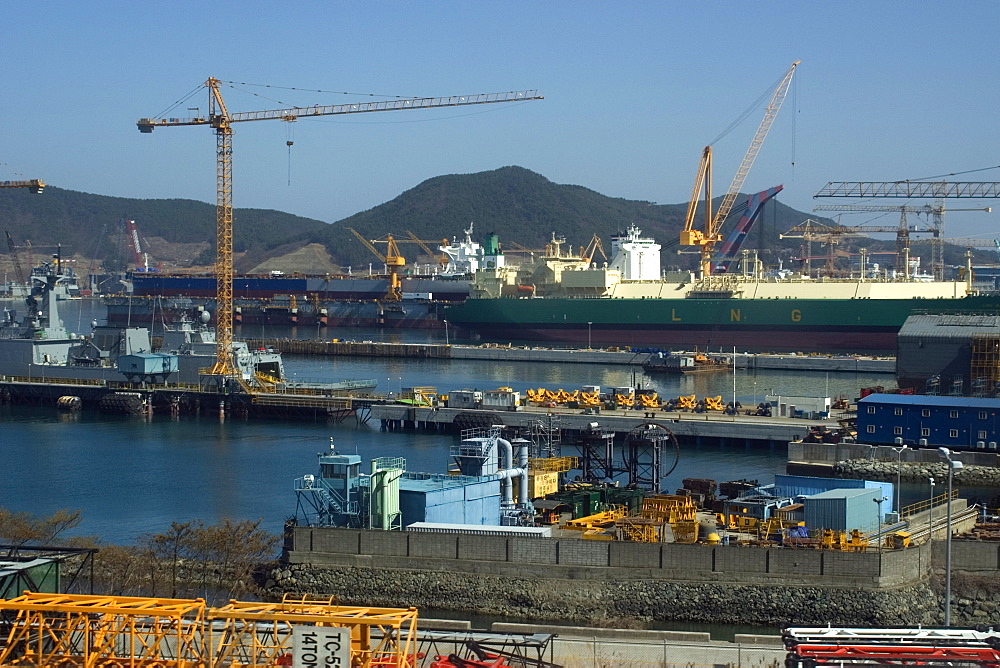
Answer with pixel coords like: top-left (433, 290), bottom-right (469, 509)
top-left (441, 224), bottom-right (999, 353)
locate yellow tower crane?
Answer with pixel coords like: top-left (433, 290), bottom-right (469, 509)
top-left (681, 61), bottom-right (799, 278)
top-left (138, 79), bottom-right (542, 378)
top-left (348, 228), bottom-right (408, 300)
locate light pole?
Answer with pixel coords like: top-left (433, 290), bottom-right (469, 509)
top-left (892, 445), bottom-right (909, 514)
top-left (587, 321), bottom-right (593, 350)
top-left (928, 476), bottom-right (935, 544)
top-left (443, 319), bottom-right (449, 346)
top-left (937, 447), bottom-right (964, 626)
top-left (874, 496), bottom-right (887, 552)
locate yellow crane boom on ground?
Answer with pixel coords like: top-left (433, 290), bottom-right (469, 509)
top-left (681, 61), bottom-right (799, 278)
top-left (138, 79), bottom-right (541, 377)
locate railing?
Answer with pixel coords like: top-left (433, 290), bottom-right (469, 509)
top-left (901, 489), bottom-right (958, 519)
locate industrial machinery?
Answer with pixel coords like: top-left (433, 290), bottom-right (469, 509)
top-left (0, 592), bottom-right (419, 668)
top-left (783, 626), bottom-right (1000, 666)
top-left (681, 61), bottom-right (799, 277)
top-left (138, 79), bottom-right (542, 378)
top-left (349, 228), bottom-right (407, 301)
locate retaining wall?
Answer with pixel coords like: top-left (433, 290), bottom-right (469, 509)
top-left (289, 526), bottom-right (928, 588)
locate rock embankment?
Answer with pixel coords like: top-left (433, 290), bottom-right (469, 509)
top-left (265, 564), bottom-right (946, 628)
top-left (833, 460), bottom-right (1000, 486)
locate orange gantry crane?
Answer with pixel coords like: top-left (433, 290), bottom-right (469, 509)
top-left (138, 79), bottom-right (542, 378)
top-left (681, 61), bottom-right (799, 278)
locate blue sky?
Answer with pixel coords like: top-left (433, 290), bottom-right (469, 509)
top-left (3, 1), bottom-right (999, 239)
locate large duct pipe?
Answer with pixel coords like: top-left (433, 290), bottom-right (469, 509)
top-left (497, 437), bottom-right (529, 506)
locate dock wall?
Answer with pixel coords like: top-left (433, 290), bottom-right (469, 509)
top-left (288, 527), bottom-right (927, 588)
top-left (371, 404), bottom-right (818, 443)
top-left (245, 339), bottom-right (896, 373)
top-left (273, 527), bottom-right (949, 627)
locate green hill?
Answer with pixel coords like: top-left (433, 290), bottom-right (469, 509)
top-left (1, 166), bottom-right (972, 274)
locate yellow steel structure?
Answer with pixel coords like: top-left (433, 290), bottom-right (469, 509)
top-left (348, 228), bottom-right (408, 301)
top-left (139, 79), bottom-right (542, 377)
top-left (0, 592), bottom-right (419, 668)
top-left (1, 179), bottom-right (45, 194)
top-left (681, 61), bottom-right (799, 278)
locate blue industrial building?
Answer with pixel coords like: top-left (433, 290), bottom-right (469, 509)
top-left (399, 472), bottom-right (501, 526)
top-left (857, 394), bottom-right (1000, 451)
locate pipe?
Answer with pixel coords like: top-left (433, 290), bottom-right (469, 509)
top-left (497, 437), bottom-right (530, 506)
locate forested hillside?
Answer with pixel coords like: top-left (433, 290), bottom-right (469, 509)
top-left (3, 166), bottom-right (965, 275)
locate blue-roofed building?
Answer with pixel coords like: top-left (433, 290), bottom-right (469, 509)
top-left (775, 474), bottom-right (895, 512)
top-left (857, 394), bottom-right (1000, 451)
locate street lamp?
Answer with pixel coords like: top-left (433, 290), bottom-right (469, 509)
top-left (443, 319), bottom-right (449, 346)
top-left (937, 447), bottom-right (964, 626)
top-left (928, 476), bottom-right (935, 544)
top-left (873, 496), bottom-right (888, 552)
top-left (587, 321), bottom-right (593, 350)
top-left (891, 445), bottom-right (909, 514)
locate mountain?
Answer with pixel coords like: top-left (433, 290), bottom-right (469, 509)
top-left (0, 166), bottom-right (969, 275)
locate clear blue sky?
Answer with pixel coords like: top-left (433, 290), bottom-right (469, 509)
top-left (3, 1), bottom-right (999, 238)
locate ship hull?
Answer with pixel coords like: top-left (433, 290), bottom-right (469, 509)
top-left (104, 297), bottom-right (446, 329)
top-left (442, 295), bottom-right (1000, 353)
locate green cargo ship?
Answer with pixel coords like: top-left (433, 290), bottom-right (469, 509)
top-left (441, 225), bottom-right (998, 353)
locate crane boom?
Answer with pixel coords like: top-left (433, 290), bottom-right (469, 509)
top-left (814, 182), bottom-right (1000, 198)
top-left (1, 179), bottom-right (45, 194)
top-left (138, 87), bottom-right (543, 131)
top-left (682, 61), bottom-right (799, 277)
top-left (139, 78), bottom-right (542, 378)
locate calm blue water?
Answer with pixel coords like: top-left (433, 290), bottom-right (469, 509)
top-left (0, 299), bottom-right (901, 546)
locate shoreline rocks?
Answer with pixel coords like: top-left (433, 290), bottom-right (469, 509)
top-left (833, 460), bottom-right (1000, 487)
top-left (265, 563), bottom-right (958, 628)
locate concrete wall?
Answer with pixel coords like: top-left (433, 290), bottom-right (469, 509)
top-left (289, 526), bottom-right (931, 588)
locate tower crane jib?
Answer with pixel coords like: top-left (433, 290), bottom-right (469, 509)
top-left (139, 79), bottom-right (541, 378)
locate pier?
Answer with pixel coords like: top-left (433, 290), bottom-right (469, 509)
top-left (244, 338), bottom-right (896, 373)
top-left (369, 402), bottom-right (838, 446)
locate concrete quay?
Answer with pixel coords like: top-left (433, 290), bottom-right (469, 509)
top-left (247, 338), bottom-right (897, 373)
top-left (370, 403), bottom-right (834, 444)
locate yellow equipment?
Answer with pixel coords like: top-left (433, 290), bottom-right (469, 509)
top-left (681, 61), bottom-right (799, 278)
top-left (1, 179), bottom-right (44, 194)
top-left (676, 394), bottom-right (697, 410)
top-left (702, 395), bottom-right (725, 411)
top-left (348, 229), bottom-right (407, 301)
top-left (0, 592), bottom-right (419, 668)
top-left (138, 79), bottom-right (541, 378)
top-left (638, 393), bottom-right (660, 408)
top-left (580, 391), bottom-right (601, 407)
top-left (615, 392), bottom-right (635, 408)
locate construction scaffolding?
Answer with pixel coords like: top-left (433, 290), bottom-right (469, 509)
top-left (971, 333), bottom-right (1000, 396)
top-left (0, 592), bottom-right (419, 668)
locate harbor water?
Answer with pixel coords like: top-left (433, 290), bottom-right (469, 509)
top-left (0, 299), bottom-right (905, 546)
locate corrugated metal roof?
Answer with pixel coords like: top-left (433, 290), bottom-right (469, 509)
top-left (808, 487), bottom-right (879, 500)
top-left (900, 314), bottom-right (1000, 340)
top-left (859, 394), bottom-right (1000, 408)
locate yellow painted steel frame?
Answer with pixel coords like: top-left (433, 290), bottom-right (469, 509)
top-left (0, 592), bottom-right (420, 668)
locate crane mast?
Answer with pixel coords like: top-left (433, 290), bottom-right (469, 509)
top-left (682, 61), bottom-right (799, 278)
top-left (139, 79), bottom-right (542, 378)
